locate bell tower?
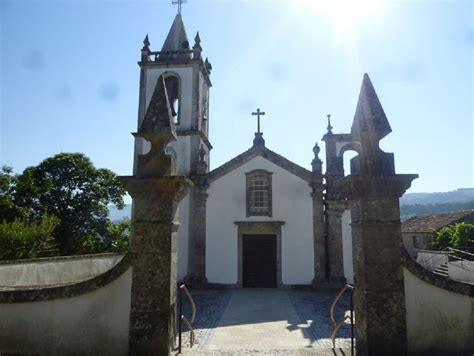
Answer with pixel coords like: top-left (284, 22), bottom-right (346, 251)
top-left (134, 13), bottom-right (213, 176)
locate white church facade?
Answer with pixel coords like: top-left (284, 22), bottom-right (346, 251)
top-left (134, 14), bottom-right (355, 288)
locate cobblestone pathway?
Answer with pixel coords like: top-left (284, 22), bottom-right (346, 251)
top-left (177, 289), bottom-right (353, 355)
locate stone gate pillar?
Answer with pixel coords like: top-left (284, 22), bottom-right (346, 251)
top-left (335, 74), bottom-right (417, 355)
top-left (120, 75), bottom-right (193, 355)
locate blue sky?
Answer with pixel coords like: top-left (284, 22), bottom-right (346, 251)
top-left (1, 0), bottom-right (472, 195)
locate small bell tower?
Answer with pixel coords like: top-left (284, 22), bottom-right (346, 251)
top-left (134, 13), bottom-right (213, 176)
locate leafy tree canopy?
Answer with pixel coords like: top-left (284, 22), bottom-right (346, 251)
top-left (2, 153), bottom-right (128, 256)
top-left (434, 222), bottom-right (474, 251)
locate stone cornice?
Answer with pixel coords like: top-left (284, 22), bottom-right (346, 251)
top-left (207, 146), bottom-right (312, 183)
top-left (334, 174), bottom-right (418, 199)
top-left (0, 252), bottom-right (123, 265)
top-left (234, 221), bottom-right (285, 227)
top-left (401, 248), bottom-right (474, 297)
top-left (0, 253), bottom-right (131, 303)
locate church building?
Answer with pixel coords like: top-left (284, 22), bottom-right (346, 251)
top-left (134, 13), bottom-right (369, 288)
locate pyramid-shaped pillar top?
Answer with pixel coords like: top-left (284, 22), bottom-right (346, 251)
top-left (351, 73), bottom-right (392, 144)
top-left (349, 74), bottom-right (395, 176)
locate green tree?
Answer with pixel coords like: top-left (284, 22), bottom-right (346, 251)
top-left (13, 153), bottom-right (126, 255)
top-left (451, 222), bottom-right (474, 250)
top-left (434, 225), bottom-right (455, 250)
top-left (0, 215), bottom-right (58, 260)
top-left (0, 165), bottom-right (19, 222)
top-left (434, 222), bottom-right (474, 251)
top-left (81, 218), bottom-right (131, 254)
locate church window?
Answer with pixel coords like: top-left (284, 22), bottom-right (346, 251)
top-left (246, 170), bottom-right (272, 217)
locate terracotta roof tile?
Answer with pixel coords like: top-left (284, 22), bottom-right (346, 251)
top-left (401, 210), bottom-right (474, 233)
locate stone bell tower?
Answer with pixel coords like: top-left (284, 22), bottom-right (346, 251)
top-left (134, 13), bottom-right (213, 176)
top-left (134, 13), bottom-right (213, 286)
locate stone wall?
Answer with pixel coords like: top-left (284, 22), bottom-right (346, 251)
top-left (403, 252), bottom-right (474, 355)
top-left (0, 254), bottom-right (132, 355)
top-left (0, 253), bottom-right (124, 287)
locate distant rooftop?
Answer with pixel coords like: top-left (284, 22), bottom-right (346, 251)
top-left (401, 210), bottom-right (474, 233)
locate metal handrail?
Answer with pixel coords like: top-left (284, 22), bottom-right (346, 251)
top-left (447, 247), bottom-right (474, 259)
top-left (330, 284), bottom-right (355, 356)
top-left (178, 284), bottom-right (196, 354)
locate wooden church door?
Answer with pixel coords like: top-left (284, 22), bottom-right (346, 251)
top-left (242, 234), bottom-right (277, 288)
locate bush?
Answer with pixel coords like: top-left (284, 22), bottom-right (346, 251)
top-left (0, 215), bottom-right (59, 260)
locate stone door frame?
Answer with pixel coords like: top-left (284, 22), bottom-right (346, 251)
top-left (234, 221), bottom-right (285, 289)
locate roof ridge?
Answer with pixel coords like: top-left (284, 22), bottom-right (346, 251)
top-left (207, 145), bottom-right (312, 183)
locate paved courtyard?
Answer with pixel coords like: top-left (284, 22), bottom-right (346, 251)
top-left (177, 289), bottom-right (353, 355)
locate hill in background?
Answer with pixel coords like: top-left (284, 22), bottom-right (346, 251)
top-left (109, 188), bottom-right (474, 222)
top-left (400, 188), bottom-right (474, 220)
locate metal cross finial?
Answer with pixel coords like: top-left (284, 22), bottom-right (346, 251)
top-left (172, 0), bottom-right (187, 14)
top-left (252, 108), bottom-right (266, 133)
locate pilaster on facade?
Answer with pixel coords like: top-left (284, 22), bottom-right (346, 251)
top-left (325, 199), bottom-right (348, 286)
top-left (310, 142), bottom-right (327, 285)
top-left (311, 188), bottom-right (326, 284)
top-left (186, 159), bottom-right (209, 288)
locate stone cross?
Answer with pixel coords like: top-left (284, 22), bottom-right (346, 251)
top-left (252, 108), bottom-right (266, 133)
top-left (172, 0), bottom-right (187, 14)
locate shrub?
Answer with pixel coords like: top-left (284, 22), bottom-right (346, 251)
top-left (0, 215), bottom-right (59, 260)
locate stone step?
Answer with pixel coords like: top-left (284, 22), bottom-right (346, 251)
top-left (177, 348), bottom-right (351, 355)
top-left (432, 263), bottom-right (448, 277)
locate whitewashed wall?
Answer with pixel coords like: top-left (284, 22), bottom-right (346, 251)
top-left (0, 254), bottom-right (123, 287)
top-left (206, 156), bottom-right (314, 285)
top-left (0, 269), bottom-right (132, 355)
top-left (341, 209), bottom-right (354, 284)
top-left (448, 262), bottom-right (474, 283)
top-left (416, 251), bottom-right (448, 271)
top-left (143, 67), bottom-right (194, 130)
top-left (404, 268), bottom-right (474, 354)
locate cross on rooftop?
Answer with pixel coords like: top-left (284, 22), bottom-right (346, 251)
top-left (252, 108), bottom-right (266, 133)
top-left (172, 0), bottom-right (187, 14)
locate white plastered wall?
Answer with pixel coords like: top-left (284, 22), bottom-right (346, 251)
top-left (341, 209), bottom-right (354, 284)
top-left (0, 269), bottom-right (132, 355)
top-left (404, 268), bottom-right (474, 353)
top-left (206, 156), bottom-right (314, 285)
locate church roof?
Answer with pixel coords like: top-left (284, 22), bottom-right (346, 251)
top-left (158, 13), bottom-right (191, 61)
top-left (207, 144), bottom-right (313, 183)
top-left (402, 210), bottom-right (474, 233)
